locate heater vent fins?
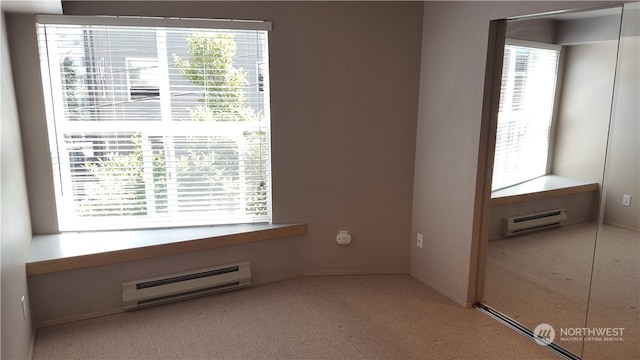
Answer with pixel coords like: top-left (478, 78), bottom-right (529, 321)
top-left (136, 266), bottom-right (240, 289)
top-left (137, 282), bottom-right (241, 306)
top-left (504, 209), bottom-right (567, 237)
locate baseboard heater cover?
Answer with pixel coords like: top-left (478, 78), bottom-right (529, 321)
top-left (503, 209), bottom-right (567, 237)
top-left (122, 261), bottom-right (251, 310)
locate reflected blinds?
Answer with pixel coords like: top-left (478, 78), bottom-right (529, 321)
top-left (492, 41), bottom-right (560, 191)
top-left (37, 16), bottom-right (272, 231)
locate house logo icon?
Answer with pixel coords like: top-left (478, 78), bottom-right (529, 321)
top-left (533, 323), bottom-right (555, 346)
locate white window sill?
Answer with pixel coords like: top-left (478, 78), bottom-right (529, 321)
top-left (27, 223), bottom-right (307, 276)
top-left (490, 175), bottom-right (598, 206)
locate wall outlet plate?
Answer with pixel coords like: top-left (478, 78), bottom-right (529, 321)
top-left (417, 233), bottom-right (423, 248)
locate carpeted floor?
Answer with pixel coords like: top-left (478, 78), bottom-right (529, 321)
top-left (583, 225), bottom-right (640, 360)
top-left (484, 223), bottom-right (639, 359)
top-left (33, 275), bottom-right (557, 360)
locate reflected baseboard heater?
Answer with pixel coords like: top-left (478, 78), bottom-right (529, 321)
top-left (122, 261), bottom-right (251, 310)
top-left (503, 209), bottom-right (567, 237)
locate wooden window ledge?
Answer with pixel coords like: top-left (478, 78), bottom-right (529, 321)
top-left (27, 223), bottom-right (307, 276)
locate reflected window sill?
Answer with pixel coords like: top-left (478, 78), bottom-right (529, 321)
top-left (491, 175), bottom-right (598, 206)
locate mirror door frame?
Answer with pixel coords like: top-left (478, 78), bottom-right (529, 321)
top-left (471, 18), bottom-right (506, 305)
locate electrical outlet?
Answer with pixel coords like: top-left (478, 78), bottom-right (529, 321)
top-left (417, 233), bottom-right (423, 248)
top-left (623, 194), bottom-right (631, 207)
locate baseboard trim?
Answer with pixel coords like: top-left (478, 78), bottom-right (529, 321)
top-left (304, 270), bottom-right (409, 277)
top-left (34, 274), bottom-right (303, 328)
top-left (603, 222), bottom-right (640, 233)
top-left (409, 273), bottom-right (471, 307)
top-left (252, 273), bottom-right (304, 287)
top-left (28, 329), bottom-right (36, 360)
top-left (36, 307), bottom-right (125, 329)
top-left (34, 272), bottom-right (412, 328)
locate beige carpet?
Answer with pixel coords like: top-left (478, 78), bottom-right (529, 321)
top-left (484, 223), bottom-right (639, 359)
top-left (33, 275), bottom-right (557, 360)
top-left (583, 225), bottom-right (640, 360)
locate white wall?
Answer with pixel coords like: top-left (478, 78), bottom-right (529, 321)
top-left (8, 1), bottom-right (423, 324)
top-left (1, 12), bottom-right (34, 360)
top-left (552, 41), bottom-right (619, 184)
top-left (411, 1), bottom-right (618, 306)
top-left (603, 4), bottom-right (640, 230)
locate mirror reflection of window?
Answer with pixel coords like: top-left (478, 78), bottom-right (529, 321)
top-left (492, 41), bottom-right (560, 191)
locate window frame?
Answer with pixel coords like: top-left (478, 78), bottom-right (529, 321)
top-left (36, 15), bottom-right (274, 232)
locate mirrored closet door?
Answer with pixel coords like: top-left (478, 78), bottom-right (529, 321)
top-left (583, 3), bottom-right (639, 360)
top-left (477, 4), bottom-right (638, 359)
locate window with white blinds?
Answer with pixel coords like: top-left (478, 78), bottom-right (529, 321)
top-left (37, 16), bottom-right (272, 231)
top-left (492, 40), bottom-right (560, 191)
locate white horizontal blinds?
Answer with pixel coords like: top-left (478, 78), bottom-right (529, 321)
top-left (492, 41), bottom-right (560, 191)
top-left (37, 17), bottom-right (271, 231)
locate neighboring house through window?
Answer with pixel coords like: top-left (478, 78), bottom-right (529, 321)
top-left (37, 16), bottom-right (272, 231)
top-left (126, 58), bottom-right (160, 100)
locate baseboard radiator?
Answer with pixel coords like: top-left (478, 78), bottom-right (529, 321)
top-left (503, 209), bottom-right (567, 237)
top-left (122, 261), bottom-right (251, 310)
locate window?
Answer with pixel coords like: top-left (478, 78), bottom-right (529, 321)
top-left (37, 16), bottom-right (272, 231)
top-left (492, 40), bottom-right (560, 191)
